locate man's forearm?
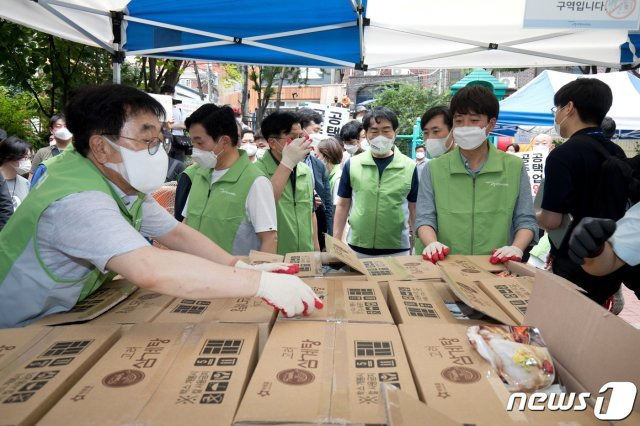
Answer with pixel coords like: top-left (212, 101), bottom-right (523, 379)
top-left (156, 222), bottom-right (237, 266)
top-left (582, 242), bottom-right (626, 276)
top-left (512, 228), bottom-right (534, 252)
top-left (333, 201), bottom-right (350, 240)
top-left (258, 231), bottom-right (278, 254)
top-left (417, 225), bottom-right (438, 247)
top-left (270, 164), bottom-right (292, 202)
top-left (107, 246), bottom-right (261, 299)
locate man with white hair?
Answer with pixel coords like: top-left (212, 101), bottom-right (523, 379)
top-left (531, 134), bottom-right (554, 153)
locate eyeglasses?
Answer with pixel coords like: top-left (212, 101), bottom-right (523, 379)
top-left (103, 134), bottom-right (162, 155)
top-left (550, 106), bottom-right (563, 115)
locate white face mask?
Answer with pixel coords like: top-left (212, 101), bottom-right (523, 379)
top-left (344, 144), bottom-right (359, 155)
top-left (415, 151), bottom-right (425, 160)
top-left (532, 145), bottom-right (550, 154)
top-left (14, 159), bottom-right (31, 175)
top-left (554, 106), bottom-right (568, 137)
top-left (191, 147), bottom-right (218, 169)
top-left (360, 139), bottom-right (370, 151)
top-left (240, 144), bottom-right (257, 157)
top-left (453, 126), bottom-right (488, 151)
top-left (369, 135), bottom-right (395, 156)
top-left (425, 134), bottom-right (453, 159)
top-left (54, 127), bottom-right (73, 141)
top-left (256, 148), bottom-right (267, 159)
top-left (103, 137), bottom-right (168, 194)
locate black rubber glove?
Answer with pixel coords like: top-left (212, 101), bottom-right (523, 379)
top-left (568, 217), bottom-right (617, 265)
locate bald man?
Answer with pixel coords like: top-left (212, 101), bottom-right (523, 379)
top-left (531, 134), bottom-right (554, 153)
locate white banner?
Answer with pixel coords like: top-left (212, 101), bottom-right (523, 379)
top-left (524, 0), bottom-right (640, 29)
top-left (517, 151), bottom-right (548, 197)
top-left (148, 94), bottom-right (174, 122)
top-left (304, 103), bottom-right (351, 137)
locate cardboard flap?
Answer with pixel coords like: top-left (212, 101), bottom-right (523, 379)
top-left (525, 273), bottom-right (640, 410)
top-left (391, 256), bottom-right (443, 280)
top-left (382, 384), bottom-right (460, 426)
top-left (325, 234), bottom-right (368, 275)
top-left (477, 277), bottom-right (534, 325)
top-left (439, 260), bottom-right (515, 325)
top-left (33, 280), bottom-right (138, 326)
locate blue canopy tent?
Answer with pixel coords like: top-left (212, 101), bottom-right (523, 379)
top-left (496, 70), bottom-right (640, 140)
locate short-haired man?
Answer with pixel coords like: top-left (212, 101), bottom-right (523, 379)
top-left (297, 108), bottom-right (334, 247)
top-left (414, 145), bottom-right (427, 177)
top-left (416, 85), bottom-right (537, 263)
top-left (0, 85), bottom-right (321, 327)
top-left (339, 120), bottom-right (366, 158)
top-left (180, 105), bottom-right (278, 255)
top-left (537, 78), bottom-right (630, 304)
top-left (421, 106), bottom-right (454, 161)
top-left (257, 111), bottom-right (319, 255)
top-left (334, 107), bottom-right (418, 258)
top-left (240, 129), bottom-right (258, 162)
top-left (30, 114), bottom-right (71, 179)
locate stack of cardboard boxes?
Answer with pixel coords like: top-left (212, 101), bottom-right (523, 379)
top-left (1, 241), bottom-right (638, 424)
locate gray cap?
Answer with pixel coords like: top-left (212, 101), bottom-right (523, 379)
top-left (355, 104), bottom-right (368, 113)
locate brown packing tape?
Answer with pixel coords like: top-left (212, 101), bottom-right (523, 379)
top-left (333, 281), bottom-right (348, 320)
top-left (330, 322), bottom-right (351, 424)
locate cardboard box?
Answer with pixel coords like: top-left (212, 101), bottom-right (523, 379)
top-left (279, 279), bottom-right (393, 324)
top-left (247, 250), bottom-right (284, 264)
top-left (0, 324), bottom-right (120, 426)
top-left (31, 279), bottom-right (138, 326)
top-left (40, 323), bottom-right (259, 426)
top-left (284, 252), bottom-right (324, 277)
top-left (381, 384), bottom-right (458, 426)
top-left (0, 327), bottom-right (52, 374)
top-left (525, 269), bottom-right (640, 415)
top-left (399, 323), bottom-right (600, 425)
top-left (387, 281), bottom-right (456, 325)
top-left (438, 257), bottom-right (537, 325)
top-left (439, 254), bottom-right (507, 273)
top-left (234, 321), bottom-right (418, 425)
top-left (325, 235), bottom-right (441, 282)
top-left (153, 297), bottom-right (277, 354)
top-left (90, 288), bottom-right (174, 325)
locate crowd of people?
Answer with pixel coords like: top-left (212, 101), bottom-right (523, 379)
top-left (0, 77), bottom-right (638, 328)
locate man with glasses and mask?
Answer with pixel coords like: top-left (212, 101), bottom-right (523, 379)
top-left (0, 84), bottom-right (322, 327)
top-left (256, 111), bottom-right (318, 255)
top-left (416, 85), bottom-right (536, 264)
top-left (179, 104), bottom-right (278, 255)
top-left (333, 107), bottom-right (418, 258)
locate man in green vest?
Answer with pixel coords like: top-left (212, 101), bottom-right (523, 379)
top-left (0, 84), bottom-right (322, 327)
top-left (179, 104), bottom-right (277, 255)
top-left (415, 85), bottom-right (537, 263)
top-left (333, 107), bottom-right (419, 257)
top-left (256, 111), bottom-right (318, 255)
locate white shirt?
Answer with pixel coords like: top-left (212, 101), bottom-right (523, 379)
top-left (610, 202), bottom-right (640, 267)
top-left (171, 106), bottom-right (185, 136)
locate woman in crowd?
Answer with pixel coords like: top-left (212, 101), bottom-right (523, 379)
top-left (0, 136), bottom-right (31, 212)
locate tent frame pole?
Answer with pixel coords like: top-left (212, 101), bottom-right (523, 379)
top-left (37, 0), bottom-right (114, 53)
top-left (368, 23), bottom-right (618, 68)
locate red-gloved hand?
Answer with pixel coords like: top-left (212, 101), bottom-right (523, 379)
top-left (422, 242), bottom-right (450, 264)
top-left (235, 260), bottom-right (300, 275)
top-left (489, 246), bottom-right (524, 264)
top-left (255, 273), bottom-right (324, 317)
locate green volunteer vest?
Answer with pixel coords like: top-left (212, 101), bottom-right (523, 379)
top-left (429, 144), bottom-right (522, 255)
top-left (256, 152), bottom-right (314, 255)
top-left (349, 146), bottom-right (415, 249)
top-left (184, 151), bottom-right (265, 253)
top-left (328, 165), bottom-right (340, 196)
top-left (0, 145), bottom-right (144, 301)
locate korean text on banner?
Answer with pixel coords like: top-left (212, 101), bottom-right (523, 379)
top-left (304, 103), bottom-right (351, 137)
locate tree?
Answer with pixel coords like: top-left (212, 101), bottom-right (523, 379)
top-left (0, 87), bottom-right (41, 143)
top-left (372, 83), bottom-right (452, 135)
top-left (249, 66), bottom-right (307, 124)
top-left (135, 57), bottom-right (188, 93)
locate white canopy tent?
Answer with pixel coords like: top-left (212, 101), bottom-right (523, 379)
top-left (1, 0), bottom-right (638, 75)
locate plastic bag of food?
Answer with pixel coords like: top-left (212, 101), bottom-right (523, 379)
top-left (467, 325), bottom-right (555, 392)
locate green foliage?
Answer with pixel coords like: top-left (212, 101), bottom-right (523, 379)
top-left (249, 66), bottom-right (309, 124)
top-left (372, 83), bottom-right (452, 135)
top-left (221, 64), bottom-right (243, 88)
top-left (0, 87), bottom-right (41, 144)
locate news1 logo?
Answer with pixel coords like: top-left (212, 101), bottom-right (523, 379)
top-left (506, 382), bottom-right (637, 421)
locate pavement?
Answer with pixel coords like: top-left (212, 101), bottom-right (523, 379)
top-left (618, 285), bottom-right (640, 329)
